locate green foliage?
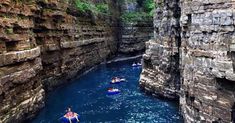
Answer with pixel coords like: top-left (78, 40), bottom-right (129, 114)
top-left (143, 0), bottom-right (155, 16)
top-left (120, 11), bottom-right (151, 23)
top-left (75, 0), bottom-right (109, 15)
top-left (120, 0), bottom-right (155, 23)
top-left (96, 3), bottom-right (109, 14)
top-left (75, 0), bottom-right (96, 13)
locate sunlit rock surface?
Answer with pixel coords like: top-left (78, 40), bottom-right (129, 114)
top-left (0, 0), bottom-right (119, 122)
top-left (35, 0), bottom-right (119, 89)
top-left (0, 1), bottom-right (44, 122)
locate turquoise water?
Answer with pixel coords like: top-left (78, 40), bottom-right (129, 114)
top-left (31, 59), bottom-right (183, 123)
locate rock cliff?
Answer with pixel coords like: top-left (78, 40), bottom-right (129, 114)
top-left (140, 0), bottom-right (235, 122)
top-left (0, 0), bottom-right (118, 122)
top-left (140, 0), bottom-right (181, 99)
top-left (180, 0), bottom-right (235, 122)
top-left (0, 1), bottom-right (44, 122)
top-left (119, 0), bottom-right (153, 54)
top-left (35, 0), bottom-right (118, 89)
top-left (3, 0), bottom-right (235, 122)
top-left (119, 21), bottom-right (153, 54)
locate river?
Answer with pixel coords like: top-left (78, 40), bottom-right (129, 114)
top-left (31, 58), bottom-right (182, 123)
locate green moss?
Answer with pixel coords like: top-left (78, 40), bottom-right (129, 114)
top-left (23, 47), bottom-right (31, 50)
top-left (1, 14), bottom-right (11, 19)
top-left (5, 28), bottom-right (13, 34)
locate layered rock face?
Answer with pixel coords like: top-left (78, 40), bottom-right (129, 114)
top-left (180, 0), bottom-right (235, 122)
top-left (119, 0), bottom-right (153, 54)
top-left (35, 0), bottom-right (118, 89)
top-left (140, 0), bottom-right (181, 99)
top-left (141, 0), bottom-right (235, 122)
top-left (0, 0), bottom-right (118, 122)
top-left (119, 22), bottom-right (153, 54)
top-left (0, 1), bottom-right (45, 122)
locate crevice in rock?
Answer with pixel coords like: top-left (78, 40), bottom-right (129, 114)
top-left (5, 41), bottom-right (18, 52)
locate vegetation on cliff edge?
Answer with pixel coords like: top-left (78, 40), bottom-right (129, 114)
top-left (120, 0), bottom-right (155, 23)
top-left (75, 0), bottom-right (110, 15)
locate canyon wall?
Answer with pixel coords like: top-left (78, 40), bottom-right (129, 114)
top-left (180, 0), bottom-right (235, 122)
top-left (0, 1), bottom-right (45, 122)
top-left (0, 0), bottom-right (118, 122)
top-left (119, 21), bottom-right (153, 54)
top-left (140, 0), bottom-right (181, 99)
top-left (119, 0), bottom-right (153, 54)
top-left (35, 0), bottom-right (118, 89)
top-left (141, 0), bottom-right (235, 122)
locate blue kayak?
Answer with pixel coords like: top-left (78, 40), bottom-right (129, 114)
top-left (60, 114), bottom-right (80, 123)
top-left (107, 89), bottom-right (120, 95)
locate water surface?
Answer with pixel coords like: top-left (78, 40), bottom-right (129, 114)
top-left (32, 59), bottom-right (182, 123)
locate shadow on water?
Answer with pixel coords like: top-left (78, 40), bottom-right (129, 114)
top-left (30, 58), bottom-right (183, 123)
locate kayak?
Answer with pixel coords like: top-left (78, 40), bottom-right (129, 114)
top-left (110, 79), bottom-right (126, 84)
top-left (60, 114), bottom-right (80, 123)
top-left (107, 89), bottom-right (120, 95)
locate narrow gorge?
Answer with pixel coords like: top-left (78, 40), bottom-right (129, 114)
top-left (1, 0), bottom-right (235, 123)
top-left (0, 0), bottom-right (153, 122)
top-left (119, 0), bottom-right (153, 54)
top-left (140, 0), bottom-right (235, 122)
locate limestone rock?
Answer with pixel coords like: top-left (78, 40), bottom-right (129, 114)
top-left (140, 0), bottom-right (235, 122)
top-left (119, 0), bottom-right (154, 54)
top-left (140, 0), bottom-right (181, 100)
top-left (0, 0), bottom-right (119, 122)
